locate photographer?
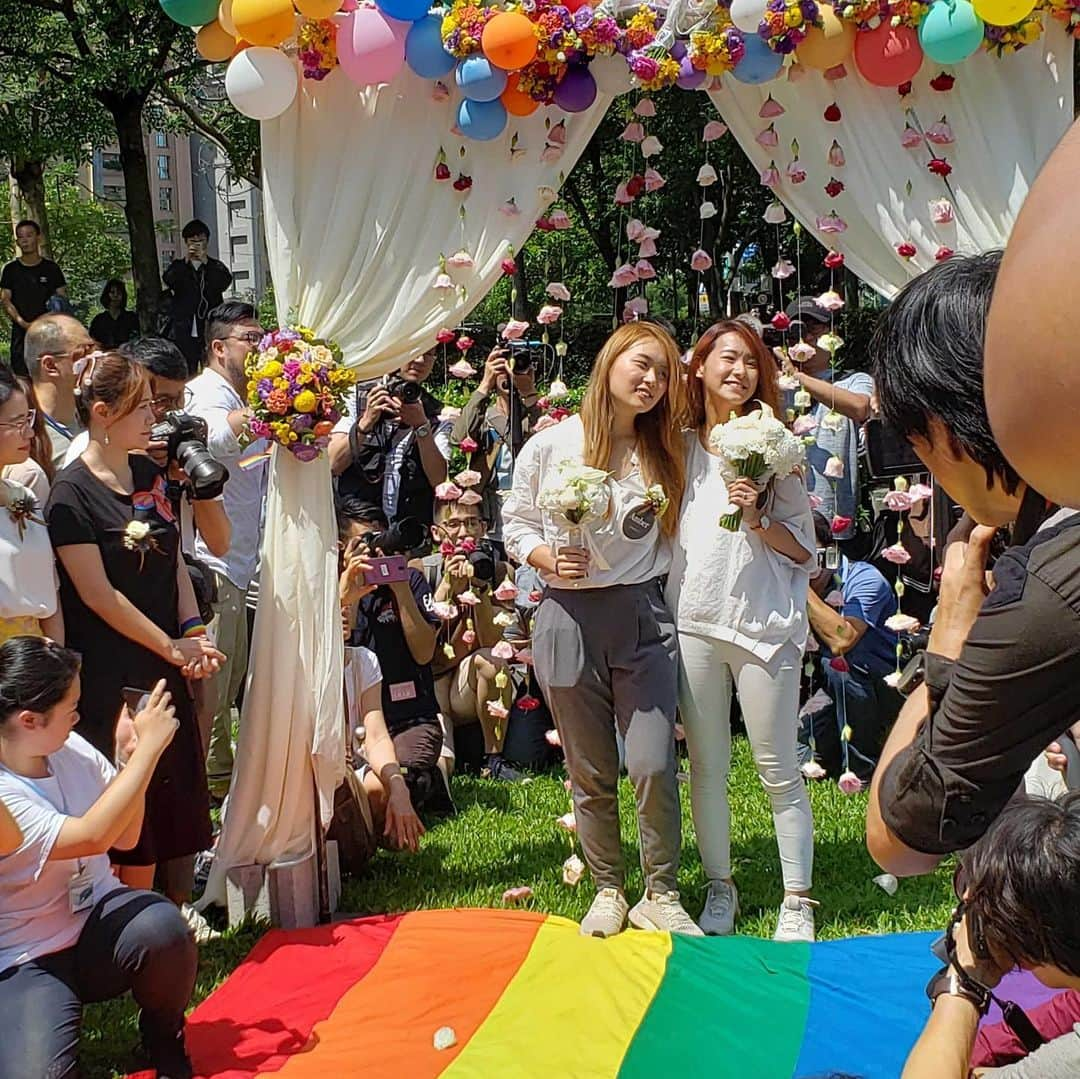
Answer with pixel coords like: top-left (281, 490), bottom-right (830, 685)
top-left (902, 793), bottom-right (1080, 1079)
top-left (162, 220), bottom-right (233, 376)
top-left (801, 512), bottom-right (902, 785)
top-left (337, 500), bottom-right (450, 813)
top-left (417, 495), bottom-right (521, 782)
top-left (451, 344), bottom-right (543, 540)
top-left (865, 251), bottom-right (1080, 878)
top-left (329, 347), bottom-right (450, 539)
top-left (187, 303), bottom-right (267, 799)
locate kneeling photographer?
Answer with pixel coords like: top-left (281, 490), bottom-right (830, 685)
top-left (865, 251), bottom-right (1080, 878)
top-left (337, 499), bottom-right (452, 815)
top-left (415, 495), bottom-right (522, 782)
top-left (330, 347), bottom-right (450, 540)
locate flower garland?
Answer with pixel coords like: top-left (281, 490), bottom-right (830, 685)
top-left (297, 18), bottom-right (337, 80)
top-left (441, 0), bottom-right (497, 58)
top-left (628, 50), bottom-right (681, 89)
top-left (838, 0), bottom-right (929, 28)
top-left (689, 25), bottom-right (746, 75)
top-left (622, 4), bottom-right (661, 49)
top-left (1046, 0), bottom-right (1080, 37)
top-left (758, 0), bottom-right (822, 54)
top-left (982, 10), bottom-right (1044, 53)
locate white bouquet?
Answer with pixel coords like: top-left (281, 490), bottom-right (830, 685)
top-left (709, 403), bottom-right (806, 530)
top-left (537, 460), bottom-right (611, 568)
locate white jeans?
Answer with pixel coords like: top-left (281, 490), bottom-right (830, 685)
top-left (678, 633), bottom-right (814, 892)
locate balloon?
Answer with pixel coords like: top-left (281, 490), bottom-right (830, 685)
top-left (501, 73), bottom-right (539, 116)
top-left (374, 0), bottom-right (429, 22)
top-left (197, 19), bottom-right (237, 60)
top-left (798, 4), bottom-right (856, 69)
top-left (974, 0), bottom-right (1035, 24)
top-left (405, 14), bottom-right (456, 78)
top-left (482, 12), bottom-right (538, 71)
top-left (676, 54), bottom-right (706, 89)
top-left (730, 0), bottom-right (767, 33)
top-left (732, 34), bottom-right (783, 84)
top-left (337, 7), bottom-right (405, 85)
top-left (919, 0), bottom-right (984, 64)
top-left (853, 22), bottom-right (923, 86)
top-left (589, 52), bottom-right (633, 95)
top-left (553, 65), bottom-right (597, 112)
top-left (456, 97), bottom-right (508, 141)
top-left (218, 0), bottom-right (237, 34)
top-left (296, 0), bottom-right (339, 16)
top-left (455, 55), bottom-right (508, 102)
top-left (225, 46), bottom-right (298, 119)
top-left (161, 0), bottom-right (219, 27)
top-left (563, 0), bottom-right (589, 10)
top-left (231, 0), bottom-right (294, 46)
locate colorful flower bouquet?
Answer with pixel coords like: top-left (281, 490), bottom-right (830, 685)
top-left (245, 327), bottom-right (356, 462)
top-left (759, 0), bottom-right (822, 54)
top-left (689, 25), bottom-right (746, 75)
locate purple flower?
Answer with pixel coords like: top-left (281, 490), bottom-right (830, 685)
top-left (291, 414), bottom-right (314, 432)
top-left (283, 360), bottom-right (301, 379)
top-left (258, 333), bottom-right (274, 351)
top-left (257, 378), bottom-right (275, 397)
top-left (290, 443), bottom-right (321, 462)
top-left (629, 51), bottom-right (659, 80)
top-left (573, 6), bottom-right (593, 30)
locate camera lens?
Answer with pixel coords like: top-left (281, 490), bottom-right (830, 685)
top-left (391, 378), bottom-right (422, 405)
top-left (176, 442), bottom-right (229, 500)
top-left (468, 543), bottom-right (496, 583)
top-left (370, 516), bottom-right (425, 555)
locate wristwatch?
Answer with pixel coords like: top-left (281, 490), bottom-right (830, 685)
top-left (925, 964), bottom-right (992, 1015)
top-left (750, 515), bottom-right (771, 532)
top-left (415, 422), bottom-right (433, 439)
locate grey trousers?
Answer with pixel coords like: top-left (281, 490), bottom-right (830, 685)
top-left (532, 579), bottom-right (682, 894)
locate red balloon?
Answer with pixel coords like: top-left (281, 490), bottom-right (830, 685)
top-left (853, 22), bottom-right (923, 87)
top-left (564, 0), bottom-right (589, 10)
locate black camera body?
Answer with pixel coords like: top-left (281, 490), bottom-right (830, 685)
top-left (385, 376), bottom-right (422, 405)
top-left (149, 411), bottom-right (229, 500)
top-left (506, 343), bottom-right (536, 374)
top-left (364, 516), bottom-right (426, 556)
top-left (467, 540), bottom-right (497, 584)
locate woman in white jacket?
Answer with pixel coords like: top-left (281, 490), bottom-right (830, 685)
top-left (666, 320), bottom-right (818, 941)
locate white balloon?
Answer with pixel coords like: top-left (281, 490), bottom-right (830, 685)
top-left (225, 47), bottom-right (298, 121)
top-left (729, 0), bottom-right (768, 32)
top-left (589, 53), bottom-right (633, 96)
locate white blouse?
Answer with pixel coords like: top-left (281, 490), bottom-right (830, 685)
top-left (0, 478), bottom-right (57, 621)
top-left (666, 430), bottom-right (815, 661)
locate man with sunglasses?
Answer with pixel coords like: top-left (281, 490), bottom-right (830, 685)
top-left (24, 313), bottom-right (94, 468)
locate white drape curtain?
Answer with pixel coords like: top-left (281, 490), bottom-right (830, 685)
top-left (261, 67), bottom-right (613, 375)
top-left (710, 25), bottom-right (1073, 297)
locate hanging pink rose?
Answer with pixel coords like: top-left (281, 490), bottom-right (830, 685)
top-left (537, 305), bottom-right (562, 325)
top-left (546, 282), bottom-right (571, 301)
top-left (789, 341), bottom-right (817, 363)
top-left (700, 201), bottom-right (717, 219)
top-left (759, 94), bottom-right (785, 118)
top-left (703, 120), bottom-right (728, 141)
top-left (635, 97), bottom-right (657, 117)
top-left (883, 489), bottom-right (913, 512)
top-left (643, 168), bottom-right (666, 192)
top-left (547, 120), bottom-right (566, 146)
top-left (501, 258), bottom-right (517, 276)
top-left (882, 542), bottom-right (912, 565)
top-left (621, 121), bottom-right (646, 143)
top-left (458, 589), bottom-right (480, 607)
top-left (549, 209), bottom-right (572, 230)
top-left (432, 80), bottom-right (450, 101)
top-left (792, 415), bottom-right (817, 436)
top-left (459, 436), bottom-right (479, 453)
top-left (640, 135), bottom-right (663, 158)
top-left (614, 183), bottom-right (634, 206)
top-left (626, 218), bottom-right (646, 242)
top-left (901, 126), bottom-right (922, 149)
top-left (624, 295), bottom-right (649, 318)
top-left (690, 249), bottom-right (713, 272)
top-left (637, 237), bottom-right (658, 259)
top-left (502, 319), bottom-right (530, 340)
top-left (760, 165), bottom-right (780, 188)
top-left (929, 198), bottom-right (954, 224)
top-left (454, 468), bottom-right (482, 488)
top-left (545, 728), bottom-right (561, 746)
top-left (447, 250), bottom-right (474, 269)
top-left (817, 290), bottom-right (844, 312)
top-left (896, 241), bottom-right (917, 259)
top-left (935, 246), bottom-right (954, 262)
top-left (816, 213), bottom-right (847, 234)
top-left (764, 201), bottom-right (787, 224)
top-left (487, 700), bottom-right (509, 719)
top-left (808, 493), bottom-right (824, 510)
top-left (824, 456), bottom-right (846, 479)
top-left (802, 759), bottom-right (827, 780)
top-left (448, 359), bottom-right (477, 379)
top-left (772, 311), bottom-right (791, 330)
top-left (609, 263), bottom-right (639, 287)
top-left (926, 119), bottom-right (954, 145)
top-left (499, 198), bottom-right (521, 217)
top-left (435, 481), bottom-right (463, 501)
top-left (787, 161), bottom-right (807, 184)
top-left (828, 140), bottom-right (845, 168)
top-left (456, 336), bottom-right (474, 352)
top-left (837, 770), bottom-right (863, 794)
top-left (908, 483), bottom-right (933, 503)
top-left (433, 273), bottom-right (453, 291)
top-left (756, 124), bottom-right (779, 149)
top-left (436, 327), bottom-right (456, 344)
top-left (494, 577), bottom-right (519, 601)
top-left (771, 258), bottom-right (796, 280)
top-left (885, 613), bottom-right (921, 633)
top-left (824, 250), bottom-right (845, 270)
top-left (635, 259), bottom-right (657, 280)
top-left (540, 144), bottom-right (563, 164)
top-left (432, 601), bottom-right (458, 620)
top-left (491, 640), bottom-right (516, 660)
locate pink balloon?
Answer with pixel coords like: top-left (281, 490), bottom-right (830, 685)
top-left (384, 14), bottom-right (412, 41)
top-left (337, 7), bottom-right (405, 86)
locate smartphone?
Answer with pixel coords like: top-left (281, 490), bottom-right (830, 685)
top-left (363, 554), bottom-right (409, 586)
top-left (121, 686), bottom-right (151, 715)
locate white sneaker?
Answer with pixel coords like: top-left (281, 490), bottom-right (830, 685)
top-left (698, 880), bottom-right (739, 936)
top-left (579, 887), bottom-right (629, 938)
top-left (182, 902), bottom-right (222, 945)
top-left (629, 890), bottom-right (704, 937)
top-left (773, 895), bottom-right (818, 943)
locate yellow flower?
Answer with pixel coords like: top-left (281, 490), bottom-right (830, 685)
top-left (294, 389), bottom-right (318, 414)
top-left (274, 377), bottom-right (290, 392)
top-left (261, 360), bottom-right (283, 379)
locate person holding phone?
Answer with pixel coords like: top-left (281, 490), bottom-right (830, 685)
top-left (0, 638), bottom-right (198, 1078)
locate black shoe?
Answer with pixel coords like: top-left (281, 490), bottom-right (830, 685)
top-left (485, 753), bottom-right (523, 782)
top-left (140, 1023), bottom-right (193, 1079)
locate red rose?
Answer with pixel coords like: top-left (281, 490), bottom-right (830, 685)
top-left (824, 102), bottom-right (842, 122)
top-left (434, 162), bottom-right (451, 181)
top-left (459, 436), bottom-right (479, 453)
top-left (456, 336), bottom-right (474, 352)
top-left (518, 695), bottom-right (541, 711)
top-left (897, 80), bottom-right (912, 97)
top-left (928, 157), bottom-right (952, 178)
top-left (537, 396), bottom-right (550, 410)
top-left (830, 514), bottom-right (853, 535)
top-left (625, 173), bottom-right (646, 198)
top-left (930, 72), bottom-right (955, 92)
top-left (825, 178), bottom-right (845, 198)
top-left (896, 242), bottom-right (917, 259)
top-left (501, 258), bottom-right (516, 276)
top-left (439, 541), bottom-right (456, 557)
top-left (436, 327), bottom-right (456, 344)
top-left (534, 217), bottom-right (555, 232)
top-left (459, 537), bottom-right (477, 554)
top-left (935, 246), bottom-right (954, 262)
top-left (453, 173), bottom-right (473, 192)
top-left (829, 656), bottom-right (850, 673)
top-left (528, 589), bottom-right (543, 603)
top-left (824, 251), bottom-right (845, 270)
top-left (550, 407), bottom-right (570, 421)
top-left (771, 311), bottom-right (792, 330)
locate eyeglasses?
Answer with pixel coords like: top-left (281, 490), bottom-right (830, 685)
top-left (227, 331), bottom-right (264, 347)
top-left (52, 342), bottom-right (98, 363)
top-left (0, 409), bottom-right (36, 433)
top-left (439, 518), bottom-right (485, 533)
top-left (150, 388), bottom-right (194, 414)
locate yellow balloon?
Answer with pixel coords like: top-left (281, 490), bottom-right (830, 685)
top-left (231, 0), bottom-right (295, 46)
top-left (197, 19), bottom-right (238, 60)
top-left (295, 0), bottom-right (339, 17)
top-left (797, 4), bottom-right (856, 70)
top-left (218, 0), bottom-right (236, 35)
top-left (973, 0), bottom-right (1035, 25)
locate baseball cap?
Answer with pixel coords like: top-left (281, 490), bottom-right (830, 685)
top-left (784, 297), bottom-right (832, 326)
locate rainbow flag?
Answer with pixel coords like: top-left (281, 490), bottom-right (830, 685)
top-left (176, 910), bottom-right (941, 1078)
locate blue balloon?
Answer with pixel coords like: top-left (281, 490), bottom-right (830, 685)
top-left (731, 34), bottom-right (784, 85)
top-left (919, 0), bottom-right (984, 64)
top-left (374, 0), bottom-right (430, 21)
top-left (457, 98), bottom-right (508, 141)
top-left (455, 55), bottom-right (508, 102)
top-left (405, 14), bottom-right (456, 78)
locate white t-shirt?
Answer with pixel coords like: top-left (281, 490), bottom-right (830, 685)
top-left (2, 458), bottom-right (50, 504)
top-left (344, 645), bottom-right (382, 751)
top-left (0, 733), bottom-right (123, 972)
top-left (60, 429), bottom-right (89, 470)
top-left (0, 477), bottom-right (57, 621)
top-left (502, 415), bottom-right (671, 590)
top-left (666, 430), bottom-right (816, 661)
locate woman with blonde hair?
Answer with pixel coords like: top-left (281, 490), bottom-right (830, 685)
top-left (504, 321), bottom-right (700, 939)
top-left (667, 320), bottom-right (817, 941)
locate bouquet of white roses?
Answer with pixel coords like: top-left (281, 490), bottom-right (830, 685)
top-left (709, 403), bottom-right (805, 530)
top-left (537, 460), bottom-right (612, 568)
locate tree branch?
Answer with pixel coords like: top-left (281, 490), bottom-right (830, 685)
top-left (59, 0), bottom-right (92, 59)
top-left (161, 58), bottom-right (212, 83)
top-left (157, 85), bottom-right (261, 188)
top-left (563, 174), bottom-right (616, 272)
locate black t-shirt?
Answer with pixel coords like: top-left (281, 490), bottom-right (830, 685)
top-left (0, 257), bottom-right (66, 331)
top-left (349, 568), bottom-right (441, 730)
top-left (89, 309), bottom-right (140, 348)
top-left (879, 511), bottom-right (1080, 855)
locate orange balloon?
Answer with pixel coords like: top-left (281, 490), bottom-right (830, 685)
top-left (197, 19), bottom-right (237, 61)
top-left (501, 74), bottom-right (539, 116)
top-left (798, 4), bottom-right (855, 70)
top-left (296, 0), bottom-right (339, 16)
top-left (482, 11), bottom-right (538, 71)
top-left (231, 0), bottom-right (294, 46)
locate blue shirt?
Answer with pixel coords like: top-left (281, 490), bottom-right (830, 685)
top-left (820, 556), bottom-right (898, 676)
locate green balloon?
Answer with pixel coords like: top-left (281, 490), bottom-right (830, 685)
top-left (161, 0), bottom-right (220, 26)
top-left (918, 0), bottom-right (985, 65)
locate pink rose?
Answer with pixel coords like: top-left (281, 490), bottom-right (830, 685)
top-left (883, 490), bottom-right (913, 512)
top-left (882, 543), bottom-right (911, 565)
top-left (824, 456), bottom-right (845, 479)
top-left (837, 770), bottom-right (863, 795)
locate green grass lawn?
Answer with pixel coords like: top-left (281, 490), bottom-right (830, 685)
top-left (82, 736), bottom-right (956, 1077)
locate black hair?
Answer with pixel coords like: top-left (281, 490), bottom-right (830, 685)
top-left (118, 336), bottom-right (188, 384)
top-left (0, 637), bottom-right (81, 723)
top-left (336, 498), bottom-right (387, 538)
top-left (99, 278), bottom-right (127, 309)
top-left (14, 219), bottom-right (41, 236)
top-left (0, 364), bottom-right (23, 412)
top-left (869, 251), bottom-right (1020, 496)
top-left (204, 301), bottom-right (258, 351)
top-left (959, 792), bottom-right (1080, 977)
top-left (181, 218), bottom-right (211, 241)
top-left (812, 511), bottom-right (833, 549)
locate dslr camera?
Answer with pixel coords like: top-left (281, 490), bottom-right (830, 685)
top-left (464, 539), bottom-right (497, 584)
top-left (358, 516), bottom-right (426, 586)
top-left (150, 411), bottom-right (229, 500)
top-left (383, 374), bottom-right (422, 405)
top-left (506, 341), bottom-right (536, 374)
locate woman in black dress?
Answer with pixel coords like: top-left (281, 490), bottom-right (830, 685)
top-left (88, 279), bottom-right (140, 349)
top-left (46, 351), bottom-right (225, 901)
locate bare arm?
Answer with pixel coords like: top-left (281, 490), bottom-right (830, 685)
top-left (807, 589), bottom-right (868, 655)
top-left (415, 427), bottom-right (447, 490)
top-left (901, 996), bottom-right (979, 1079)
top-left (388, 578), bottom-right (437, 665)
top-left (0, 798), bottom-right (22, 855)
top-left (329, 432), bottom-right (353, 476)
top-left (797, 371), bottom-right (872, 423)
top-left (1, 289), bottom-right (27, 329)
top-left (41, 604), bottom-right (64, 645)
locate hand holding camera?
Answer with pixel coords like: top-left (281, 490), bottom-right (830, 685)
top-left (340, 537), bottom-right (378, 606)
top-left (479, 348), bottom-right (510, 396)
top-left (356, 385), bottom-right (398, 435)
top-left (150, 412), bottom-right (229, 500)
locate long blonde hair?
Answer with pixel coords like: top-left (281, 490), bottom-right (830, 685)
top-left (580, 322), bottom-right (687, 537)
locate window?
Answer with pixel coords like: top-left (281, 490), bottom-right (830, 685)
top-left (157, 154), bottom-right (170, 180)
top-left (161, 250), bottom-right (175, 271)
top-left (228, 199), bottom-right (245, 216)
top-left (229, 234), bottom-right (247, 253)
top-left (103, 184), bottom-right (125, 202)
top-left (154, 131), bottom-right (168, 148)
top-left (159, 186), bottom-right (173, 212)
top-left (102, 152), bottom-right (122, 172)
top-left (233, 270), bottom-right (249, 282)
